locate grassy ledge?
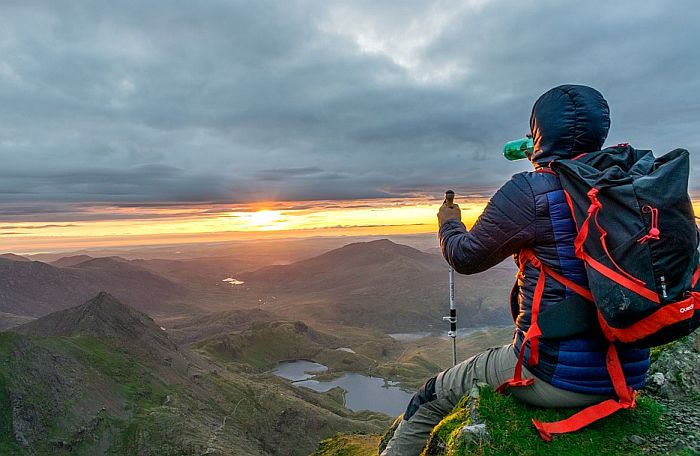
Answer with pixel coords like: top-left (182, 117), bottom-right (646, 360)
top-left (423, 386), bottom-right (665, 456)
top-left (316, 386), bottom-right (667, 456)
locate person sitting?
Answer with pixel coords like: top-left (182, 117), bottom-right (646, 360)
top-left (380, 84), bottom-right (650, 456)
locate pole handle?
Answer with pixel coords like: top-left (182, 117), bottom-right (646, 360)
top-left (444, 190), bottom-right (455, 208)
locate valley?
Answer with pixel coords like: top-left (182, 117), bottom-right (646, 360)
top-left (0, 237), bottom-right (516, 455)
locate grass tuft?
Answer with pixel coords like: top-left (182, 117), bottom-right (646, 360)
top-left (315, 433), bottom-right (382, 456)
top-left (424, 386), bottom-right (665, 456)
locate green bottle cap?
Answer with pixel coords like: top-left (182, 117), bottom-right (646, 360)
top-left (503, 137), bottom-right (534, 161)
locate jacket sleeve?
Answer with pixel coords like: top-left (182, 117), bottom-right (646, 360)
top-left (439, 173), bottom-right (537, 274)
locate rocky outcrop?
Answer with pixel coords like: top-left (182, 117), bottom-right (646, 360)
top-left (647, 332), bottom-right (700, 400)
top-left (643, 331), bottom-right (700, 454)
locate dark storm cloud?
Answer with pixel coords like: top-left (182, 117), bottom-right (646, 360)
top-left (0, 0), bottom-right (698, 222)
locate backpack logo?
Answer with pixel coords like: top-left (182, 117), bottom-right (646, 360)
top-left (680, 303), bottom-right (694, 314)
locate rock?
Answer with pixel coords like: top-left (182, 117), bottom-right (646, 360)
top-left (651, 372), bottom-right (666, 386)
top-left (628, 435), bottom-right (645, 445)
top-left (648, 333), bottom-right (700, 399)
top-left (457, 423), bottom-right (490, 446)
top-left (645, 331), bottom-right (700, 454)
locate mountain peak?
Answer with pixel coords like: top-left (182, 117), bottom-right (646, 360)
top-left (0, 253), bottom-right (32, 262)
top-left (50, 254), bottom-right (94, 268)
top-left (365, 238), bottom-right (395, 245)
top-left (333, 238), bottom-right (433, 261)
top-left (83, 290), bottom-right (122, 310)
top-left (13, 292), bottom-right (176, 352)
top-left (69, 256), bottom-right (133, 269)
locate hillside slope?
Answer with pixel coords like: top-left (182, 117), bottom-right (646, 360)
top-left (1, 294), bottom-right (388, 455)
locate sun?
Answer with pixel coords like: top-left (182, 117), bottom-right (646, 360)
top-left (241, 210), bottom-right (283, 229)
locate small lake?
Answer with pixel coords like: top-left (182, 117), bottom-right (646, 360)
top-left (273, 360), bottom-right (413, 416)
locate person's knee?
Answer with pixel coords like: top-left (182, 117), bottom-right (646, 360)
top-left (403, 375), bottom-right (438, 420)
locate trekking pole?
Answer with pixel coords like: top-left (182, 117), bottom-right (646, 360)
top-left (442, 190), bottom-right (458, 367)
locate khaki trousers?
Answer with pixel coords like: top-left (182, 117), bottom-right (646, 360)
top-left (380, 344), bottom-right (610, 456)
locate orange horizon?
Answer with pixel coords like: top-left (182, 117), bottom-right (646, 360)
top-left (0, 197), bottom-right (489, 254)
top-left (2, 198), bottom-right (698, 255)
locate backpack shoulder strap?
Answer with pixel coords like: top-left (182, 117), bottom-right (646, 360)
top-left (497, 249), bottom-right (593, 391)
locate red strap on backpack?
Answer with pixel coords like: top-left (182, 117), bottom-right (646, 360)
top-left (498, 248), bottom-right (640, 442)
top-left (598, 292), bottom-right (700, 343)
top-left (566, 188), bottom-right (660, 304)
top-left (532, 344), bottom-right (636, 442)
top-left (498, 249), bottom-right (593, 392)
top-left (500, 183), bottom-right (694, 440)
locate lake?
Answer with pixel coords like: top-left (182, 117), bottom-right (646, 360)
top-left (273, 360), bottom-right (413, 416)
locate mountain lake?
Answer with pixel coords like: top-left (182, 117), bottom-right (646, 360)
top-left (273, 360), bottom-right (413, 416)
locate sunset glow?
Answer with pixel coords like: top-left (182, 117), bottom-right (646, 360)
top-left (3, 198), bottom-right (697, 254)
top-left (2, 198), bottom-right (699, 254)
top-left (0, 197), bottom-right (491, 253)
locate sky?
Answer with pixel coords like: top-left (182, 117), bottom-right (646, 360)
top-left (1, 0), bottom-right (699, 253)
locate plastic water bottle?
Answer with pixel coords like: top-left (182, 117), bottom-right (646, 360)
top-left (503, 136), bottom-right (534, 161)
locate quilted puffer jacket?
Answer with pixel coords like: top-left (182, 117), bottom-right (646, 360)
top-left (439, 85), bottom-right (650, 395)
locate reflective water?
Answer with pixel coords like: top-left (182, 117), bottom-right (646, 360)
top-left (273, 360), bottom-right (328, 381)
top-left (273, 360), bottom-right (413, 416)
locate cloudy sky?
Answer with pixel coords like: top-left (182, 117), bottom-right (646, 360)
top-left (1, 0), bottom-right (699, 251)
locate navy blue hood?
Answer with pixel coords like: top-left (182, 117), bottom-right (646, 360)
top-left (529, 85), bottom-right (610, 166)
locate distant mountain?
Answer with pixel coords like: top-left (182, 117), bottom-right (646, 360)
top-left (249, 239), bottom-right (442, 288)
top-left (165, 308), bottom-right (276, 345)
top-left (0, 253), bottom-right (31, 262)
top-left (50, 254), bottom-right (94, 267)
top-left (1, 238), bottom-right (517, 333)
top-left (241, 239), bottom-right (515, 332)
top-left (0, 255), bottom-right (189, 322)
top-left (14, 292), bottom-right (176, 352)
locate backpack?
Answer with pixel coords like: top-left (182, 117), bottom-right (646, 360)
top-left (501, 144), bottom-right (700, 440)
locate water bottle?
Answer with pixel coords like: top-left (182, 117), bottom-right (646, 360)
top-left (503, 136), bottom-right (534, 161)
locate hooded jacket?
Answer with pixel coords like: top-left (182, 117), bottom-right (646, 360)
top-left (439, 85), bottom-right (650, 394)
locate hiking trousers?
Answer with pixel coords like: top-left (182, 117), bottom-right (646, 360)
top-left (380, 344), bottom-right (610, 456)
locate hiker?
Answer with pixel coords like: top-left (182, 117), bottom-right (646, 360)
top-left (380, 85), bottom-right (653, 455)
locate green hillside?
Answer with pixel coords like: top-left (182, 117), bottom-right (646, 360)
top-left (0, 294), bottom-right (389, 455)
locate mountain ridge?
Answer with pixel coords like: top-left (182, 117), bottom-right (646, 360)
top-left (50, 255), bottom-right (94, 268)
top-left (0, 254), bottom-right (31, 262)
top-left (0, 256), bottom-right (190, 324)
top-left (14, 291), bottom-right (176, 352)
top-left (241, 239), bottom-right (513, 332)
